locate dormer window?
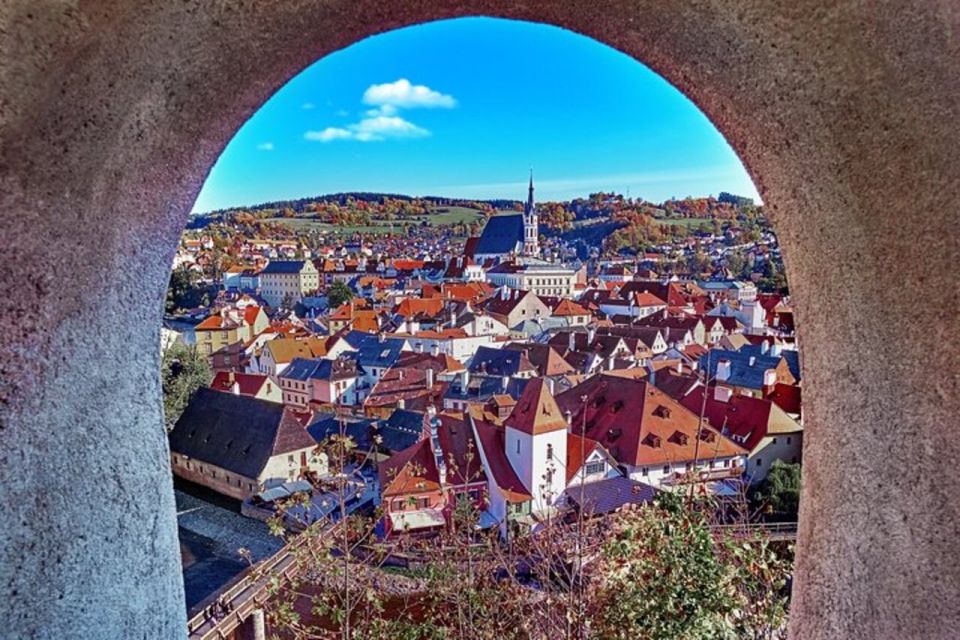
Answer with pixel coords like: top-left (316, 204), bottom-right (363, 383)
top-left (643, 433), bottom-right (662, 448)
top-left (669, 430), bottom-right (689, 446)
top-left (653, 405), bottom-right (672, 418)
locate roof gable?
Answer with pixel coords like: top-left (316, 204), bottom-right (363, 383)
top-left (505, 378), bottom-right (567, 435)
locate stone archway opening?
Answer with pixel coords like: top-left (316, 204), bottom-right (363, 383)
top-left (169, 15), bottom-right (788, 628)
top-left (2, 3), bottom-right (957, 640)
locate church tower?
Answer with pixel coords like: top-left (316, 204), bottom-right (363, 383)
top-left (522, 171), bottom-right (539, 257)
top-left (504, 378), bottom-right (568, 512)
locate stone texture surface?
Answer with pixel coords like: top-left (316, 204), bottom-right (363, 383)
top-left (0, 1), bottom-right (957, 638)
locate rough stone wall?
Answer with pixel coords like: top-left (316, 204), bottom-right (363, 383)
top-left (0, 1), bottom-right (957, 639)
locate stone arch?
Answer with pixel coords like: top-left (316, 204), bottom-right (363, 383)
top-left (1, 2), bottom-right (957, 639)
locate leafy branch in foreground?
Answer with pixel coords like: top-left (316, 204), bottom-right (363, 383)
top-left (260, 435), bottom-right (791, 640)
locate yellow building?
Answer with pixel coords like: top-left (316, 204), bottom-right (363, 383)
top-left (195, 303), bottom-right (269, 357)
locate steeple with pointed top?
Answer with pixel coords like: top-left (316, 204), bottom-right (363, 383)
top-left (522, 171), bottom-right (539, 257)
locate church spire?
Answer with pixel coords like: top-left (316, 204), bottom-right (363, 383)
top-left (522, 170), bottom-right (539, 257)
top-left (526, 170), bottom-right (535, 214)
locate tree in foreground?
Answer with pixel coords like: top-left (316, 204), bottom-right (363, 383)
top-left (590, 492), bottom-right (790, 640)
top-left (262, 442), bottom-right (793, 640)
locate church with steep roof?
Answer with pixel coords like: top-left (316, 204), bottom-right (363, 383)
top-left (470, 173), bottom-right (540, 263)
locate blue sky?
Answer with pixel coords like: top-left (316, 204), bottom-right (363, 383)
top-left (192, 17), bottom-right (758, 213)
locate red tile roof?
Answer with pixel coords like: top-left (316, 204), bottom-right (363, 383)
top-left (556, 375), bottom-right (746, 468)
top-left (210, 372), bottom-right (275, 397)
top-left (472, 419), bottom-right (531, 502)
top-left (505, 378), bottom-right (567, 435)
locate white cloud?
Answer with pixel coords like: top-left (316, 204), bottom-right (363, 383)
top-left (303, 79), bottom-right (449, 144)
top-left (301, 102), bottom-right (315, 110)
top-left (362, 79), bottom-right (456, 109)
top-left (256, 142), bottom-right (274, 151)
top-left (305, 128), bottom-right (353, 142)
top-left (364, 104), bottom-right (398, 117)
top-left (305, 115), bottom-right (429, 143)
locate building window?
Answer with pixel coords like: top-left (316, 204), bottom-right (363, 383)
top-left (546, 444), bottom-right (553, 460)
top-left (641, 467), bottom-right (648, 476)
top-left (772, 437), bottom-right (778, 444)
top-left (787, 437), bottom-right (792, 445)
top-left (756, 458), bottom-right (763, 466)
top-left (516, 439), bottom-right (521, 454)
top-left (663, 465), bottom-right (670, 474)
top-left (584, 461), bottom-right (605, 475)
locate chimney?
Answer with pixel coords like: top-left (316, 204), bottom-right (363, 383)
top-left (461, 370), bottom-right (470, 390)
top-left (378, 332), bottom-right (385, 343)
top-left (502, 375), bottom-right (510, 392)
top-left (230, 381), bottom-right (240, 395)
top-left (770, 343), bottom-right (782, 357)
top-left (716, 358), bottom-right (732, 382)
top-left (606, 355), bottom-right (615, 371)
top-left (714, 385), bottom-right (733, 403)
top-left (546, 377), bottom-right (555, 395)
top-left (426, 368), bottom-right (435, 389)
top-left (764, 370), bottom-right (777, 388)
top-left (587, 326), bottom-right (596, 343)
top-left (761, 340), bottom-right (770, 354)
top-left (449, 309), bottom-right (456, 328)
top-left (428, 412), bottom-right (447, 486)
top-left (397, 397), bottom-right (406, 410)
top-left (430, 343), bottom-right (440, 357)
top-left (398, 370), bottom-right (405, 381)
top-left (568, 331), bottom-right (576, 352)
top-left (748, 356), bottom-right (756, 367)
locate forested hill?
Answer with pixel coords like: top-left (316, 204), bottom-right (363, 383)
top-left (187, 193), bottom-right (519, 229)
top-left (187, 189), bottom-right (767, 259)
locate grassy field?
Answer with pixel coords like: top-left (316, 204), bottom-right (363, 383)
top-left (264, 205), bottom-right (485, 235)
top-left (427, 206), bottom-right (486, 225)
